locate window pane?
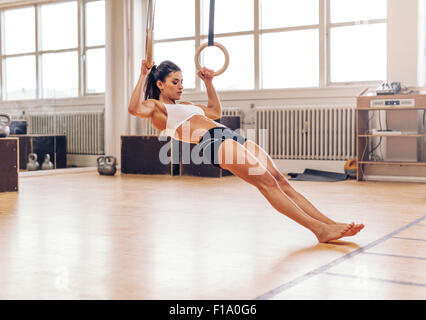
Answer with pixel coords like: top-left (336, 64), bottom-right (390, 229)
top-left (41, 1), bottom-right (78, 51)
top-left (330, 24), bottom-right (386, 82)
top-left (261, 0), bottom-right (318, 29)
top-left (4, 56), bottom-right (36, 100)
top-left (86, 0), bottom-right (105, 47)
top-left (4, 7), bottom-right (35, 55)
top-left (330, 0), bottom-right (387, 23)
top-left (261, 30), bottom-right (319, 89)
top-left (201, 0), bottom-right (253, 35)
top-left (154, 0), bottom-right (194, 40)
top-left (201, 35), bottom-right (254, 91)
top-left (86, 48), bottom-right (105, 93)
top-left (41, 52), bottom-right (78, 98)
top-left (154, 40), bottom-right (196, 89)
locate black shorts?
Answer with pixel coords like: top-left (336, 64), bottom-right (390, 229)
top-left (196, 126), bottom-right (247, 168)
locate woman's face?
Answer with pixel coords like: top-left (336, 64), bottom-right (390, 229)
top-left (157, 71), bottom-right (183, 101)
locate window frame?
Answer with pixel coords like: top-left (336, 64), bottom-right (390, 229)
top-left (0, 0), bottom-right (105, 102)
top-left (153, 0), bottom-right (387, 92)
top-left (83, 0), bottom-right (106, 95)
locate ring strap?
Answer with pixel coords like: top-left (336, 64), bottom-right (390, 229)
top-left (146, 0), bottom-right (155, 30)
top-left (208, 0), bottom-right (215, 46)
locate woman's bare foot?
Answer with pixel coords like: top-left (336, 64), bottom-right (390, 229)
top-left (336, 222), bottom-right (365, 236)
top-left (315, 223), bottom-right (354, 243)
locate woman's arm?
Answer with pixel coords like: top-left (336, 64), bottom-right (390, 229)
top-left (128, 60), bottom-right (154, 118)
top-left (197, 68), bottom-right (222, 119)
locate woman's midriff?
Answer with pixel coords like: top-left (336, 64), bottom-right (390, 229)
top-left (174, 115), bottom-right (225, 144)
top-left (150, 103), bottom-right (225, 144)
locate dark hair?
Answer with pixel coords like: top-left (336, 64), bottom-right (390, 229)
top-left (144, 60), bottom-right (181, 100)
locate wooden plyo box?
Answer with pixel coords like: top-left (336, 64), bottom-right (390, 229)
top-left (10, 121), bottom-right (27, 135)
top-left (121, 135), bottom-right (180, 175)
top-left (0, 138), bottom-right (19, 192)
top-left (11, 135), bottom-right (67, 170)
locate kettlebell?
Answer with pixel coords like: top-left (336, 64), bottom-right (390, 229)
top-left (97, 156), bottom-right (106, 175)
top-left (344, 158), bottom-right (357, 179)
top-left (0, 113), bottom-right (11, 138)
top-left (102, 156), bottom-right (117, 176)
top-left (26, 153), bottom-right (40, 171)
top-left (42, 154), bottom-right (54, 170)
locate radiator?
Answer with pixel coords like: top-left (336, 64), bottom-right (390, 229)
top-left (139, 107), bottom-right (242, 135)
top-left (28, 111), bottom-right (105, 155)
top-left (255, 105), bottom-right (356, 161)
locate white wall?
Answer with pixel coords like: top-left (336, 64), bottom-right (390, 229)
top-left (387, 0), bottom-right (421, 85)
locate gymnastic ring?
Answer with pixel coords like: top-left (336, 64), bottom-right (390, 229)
top-left (194, 42), bottom-right (229, 77)
top-left (145, 28), bottom-right (154, 69)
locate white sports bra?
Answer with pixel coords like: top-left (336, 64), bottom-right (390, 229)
top-left (161, 103), bottom-right (206, 137)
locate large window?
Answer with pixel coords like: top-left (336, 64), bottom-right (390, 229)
top-left (3, 7), bottom-right (37, 100)
top-left (153, 0), bottom-right (387, 91)
top-left (260, 0), bottom-right (319, 89)
top-left (1, 0), bottom-right (105, 101)
top-left (329, 0), bottom-right (387, 83)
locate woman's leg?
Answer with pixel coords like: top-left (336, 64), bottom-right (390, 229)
top-left (243, 140), bottom-right (364, 234)
top-left (217, 139), bottom-right (354, 243)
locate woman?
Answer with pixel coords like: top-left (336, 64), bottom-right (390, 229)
top-left (128, 60), bottom-right (364, 243)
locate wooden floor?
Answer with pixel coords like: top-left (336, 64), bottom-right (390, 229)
top-left (0, 171), bottom-right (425, 299)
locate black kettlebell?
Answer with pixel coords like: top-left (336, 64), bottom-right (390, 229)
top-left (102, 156), bottom-right (117, 176)
top-left (97, 156), bottom-right (106, 175)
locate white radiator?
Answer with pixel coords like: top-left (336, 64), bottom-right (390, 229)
top-left (28, 111), bottom-right (105, 155)
top-left (255, 105), bottom-right (356, 161)
top-left (139, 107), bottom-right (242, 135)
top-left (222, 107), bottom-right (241, 117)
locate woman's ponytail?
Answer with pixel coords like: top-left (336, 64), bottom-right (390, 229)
top-left (143, 60), bottom-right (181, 100)
top-left (144, 65), bottom-right (159, 100)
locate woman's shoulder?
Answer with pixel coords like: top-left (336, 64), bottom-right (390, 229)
top-left (145, 99), bottom-right (166, 109)
top-left (144, 99), bottom-right (168, 115)
top-left (145, 98), bottom-right (161, 104)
